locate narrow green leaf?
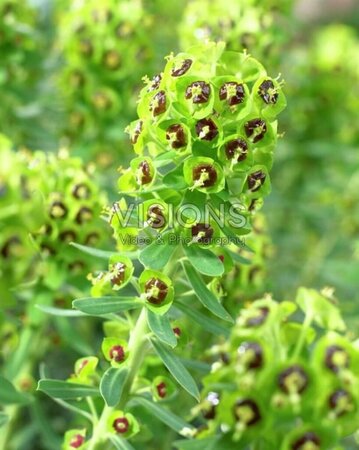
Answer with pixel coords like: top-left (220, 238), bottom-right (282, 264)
top-left (131, 396), bottom-right (195, 435)
top-left (183, 245), bottom-right (224, 277)
top-left (173, 436), bottom-right (220, 450)
top-left (139, 233), bottom-right (177, 269)
top-left (147, 310), bottom-right (177, 347)
top-left (73, 297), bottom-right (141, 315)
top-left (70, 242), bottom-right (138, 260)
top-left (36, 304), bottom-right (86, 317)
top-left (180, 358), bottom-right (211, 374)
top-left (0, 376), bottom-right (32, 405)
top-left (183, 262), bottom-right (233, 323)
top-left (175, 303), bottom-right (230, 338)
top-left (228, 250), bottom-right (251, 265)
top-left (0, 412), bottom-right (9, 428)
top-left (109, 435), bottom-right (136, 450)
top-left (100, 367), bottom-right (128, 407)
top-left (150, 338), bottom-right (199, 401)
top-left (37, 379), bottom-right (99, 399)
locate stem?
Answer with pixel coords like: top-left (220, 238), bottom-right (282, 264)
top-left (87, 308), bottom-right (149, 450)
top-left (291, 311), bottom-right (313, 360)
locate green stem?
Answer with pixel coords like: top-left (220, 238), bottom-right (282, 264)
top-left (87, 309), bottom-right (149, 450)
top-left (291, 311), bottom-right (313, 360)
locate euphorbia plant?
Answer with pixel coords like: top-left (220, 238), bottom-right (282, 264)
top-left (36, 41), bottom-right (286, 449)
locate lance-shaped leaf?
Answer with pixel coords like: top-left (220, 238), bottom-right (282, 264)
top-left (70, 242), bottom-right (138, 260)
top-left (147, 310), bottom-right (177, 347)
top-left (173, 436), bottom-right (220, 449)
top-left (0, 412), bottom-right (9, 428)
top-left (139, 232), bottom-right (177, 270)
top-left (182, 262), bottom-right (233, 322)
top-left (183, 244), bottom-right (224, 277)
top-left (100, 367), bottom-right (128, 407)
top-left (150, 338), bottom-right (199, 401)
top-left (73, 297), bottom-right (141, 315)
top-left (37, 380), bottom-right (99, 400)
top-left (175, 303), bottom-right (230, 338)
top-left (0, 376), bottom-right (32, 405)
top-left (109, 435), bottom-right (136, 450)
top-left (130, 396), bottom-right (195, 436)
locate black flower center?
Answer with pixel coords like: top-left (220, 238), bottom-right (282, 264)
top-left (245, 306), bottom-right (269, 327)
top-left (150, 90), bottom-right (167, 116)
top-left (59, 230), bottom-right (77, 243)
top-left (233, 398), bottom-right (261, 426)
top-left (72, 183), bottom-right (90, 199)
top-left (137, 161), bottom-right (153, 185)
top-left (192, 164), bottom-right (218, 188)
top-left (148, 74), bottom-right (162, 92)
top-left (245, 118), bottom-right (267, 143)
top-left (225, 138), bottom-right (248, 162)
top-left (258, 79), bottom-right (278, 104)
top-left (328, 389), bottom-right (353, 417)
top-left (145, 278), bottom-right (169, 304)
top-left (203, 392), bottom-right (220, 419)
top-left (191, 223), bottom-right (214, 245)
top-left (195, 118), bottom-right (218, 141)
top-left (147, 205), bottom-right (166, 229)
top-left (104, 50), bottom-right (121, 70)
top-left (237, 341), bottom-right (263, 369)
top-left (219, 82), bottom-right (245, 106)
top-left (166, 124), bottom-right (187, 149)
top-left (325, 345), bottom-right (350, 373)
top-left (248, 170), bottom-right (266, 192)
top-left (110, 262), bottom-right (126, 286)
top-left (278, 365), bottom-right (309, 395)
top-left (185, 81), bottom-right (211, 104)
top-left (49, 201), bottom-right (68, 219)
top-left (75, 207), bottom-right (93, 224)
top-left (131, 120), bottom-right (143, 144)
top-left (291, 432), bottom-right (321, 450)
top-left (171, 59), bottom-right (193, 77)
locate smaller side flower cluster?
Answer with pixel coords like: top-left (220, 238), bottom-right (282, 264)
top-left (196, 288), bottom-right (359, 449)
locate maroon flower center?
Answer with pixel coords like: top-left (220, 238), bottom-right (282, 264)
top-left (131, 120), bottom-right (143, 144)
top-left (137, 161), bottom-right (153, 185)
top-left (244, 118), bottom-right (267, 143)
top-left (69, 434), bottom-right (85, 448)
top-left (145, 278), bottom-right (169, 304)
top-left (49, 201), bottom-right (68, 219)
top-left (75, 207), bottom-right (93, 224)
top-left (325, 345), bottom-right (350, 373)
top-left (237, 341), bottom-right (263, 370)
top-left (110, 262), bottom-right (127, 286)
top-left (225, 138), bottom-right (248, 163)
top-left (109, 345), bottom-right (125, 363)
top-left (148, 74), bottom-right (162, 92)
top-left (72, 183), bottom-right (90, 199)
top-left (203, 391), bottom-right (220, 419)
top-left (150, 90), bottom-right (167, 116)
top-left (258, 79), bottom-right (278, 104)
top-left (233, 398), bottom-right (261, 426)
top-left (195, 118), bottom-right (218, 141)
top-left (185, 81), bottom-right (211, 104)
top-left (278, 365), bottom-right (309, 395)
top-left (291, 432), bottom-right (321, 450)
top-left (113, 417), bottom-right (129, 434)
top-left (192, 164), bottom-right (218, 188)
top-left (59, 230), bottom-right (77, 243)
top-left (191, 223), bottom-right (214, 245)
top-left (173, 327), bottom-right (181, 337)
top-left (166, 124), bottom-right (187, 149)
top-left (248, 170), bottom-right (266, 192)
top-left (156, 382), bottom-right (167, 398)
top-left (171, 59), bottom-right (193, 77)
top-left (245, 306), bottom-right (269, 327)
top-left (328, 389), bottom-right (352, 417)
top-left (219, 82), bottom-right (245, 106)
top-left (147, 205), bottom-right (166, 229)
top-left (76, 359), bottom-right (88, 375)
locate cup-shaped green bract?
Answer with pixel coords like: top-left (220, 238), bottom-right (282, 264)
top-left (139, 270), bottom-right (174, 315)
top-left (107, 410), bottom-right (139, 438)
top-left (102, 337), bottom-right (129, 367)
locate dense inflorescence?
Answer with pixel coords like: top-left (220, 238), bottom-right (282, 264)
top-left (195, 288), bottom-right (359, 449)
top-left (179, 0), bottom-right (293, 67)
top-left (56, 0), bottom-right (154, 162)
